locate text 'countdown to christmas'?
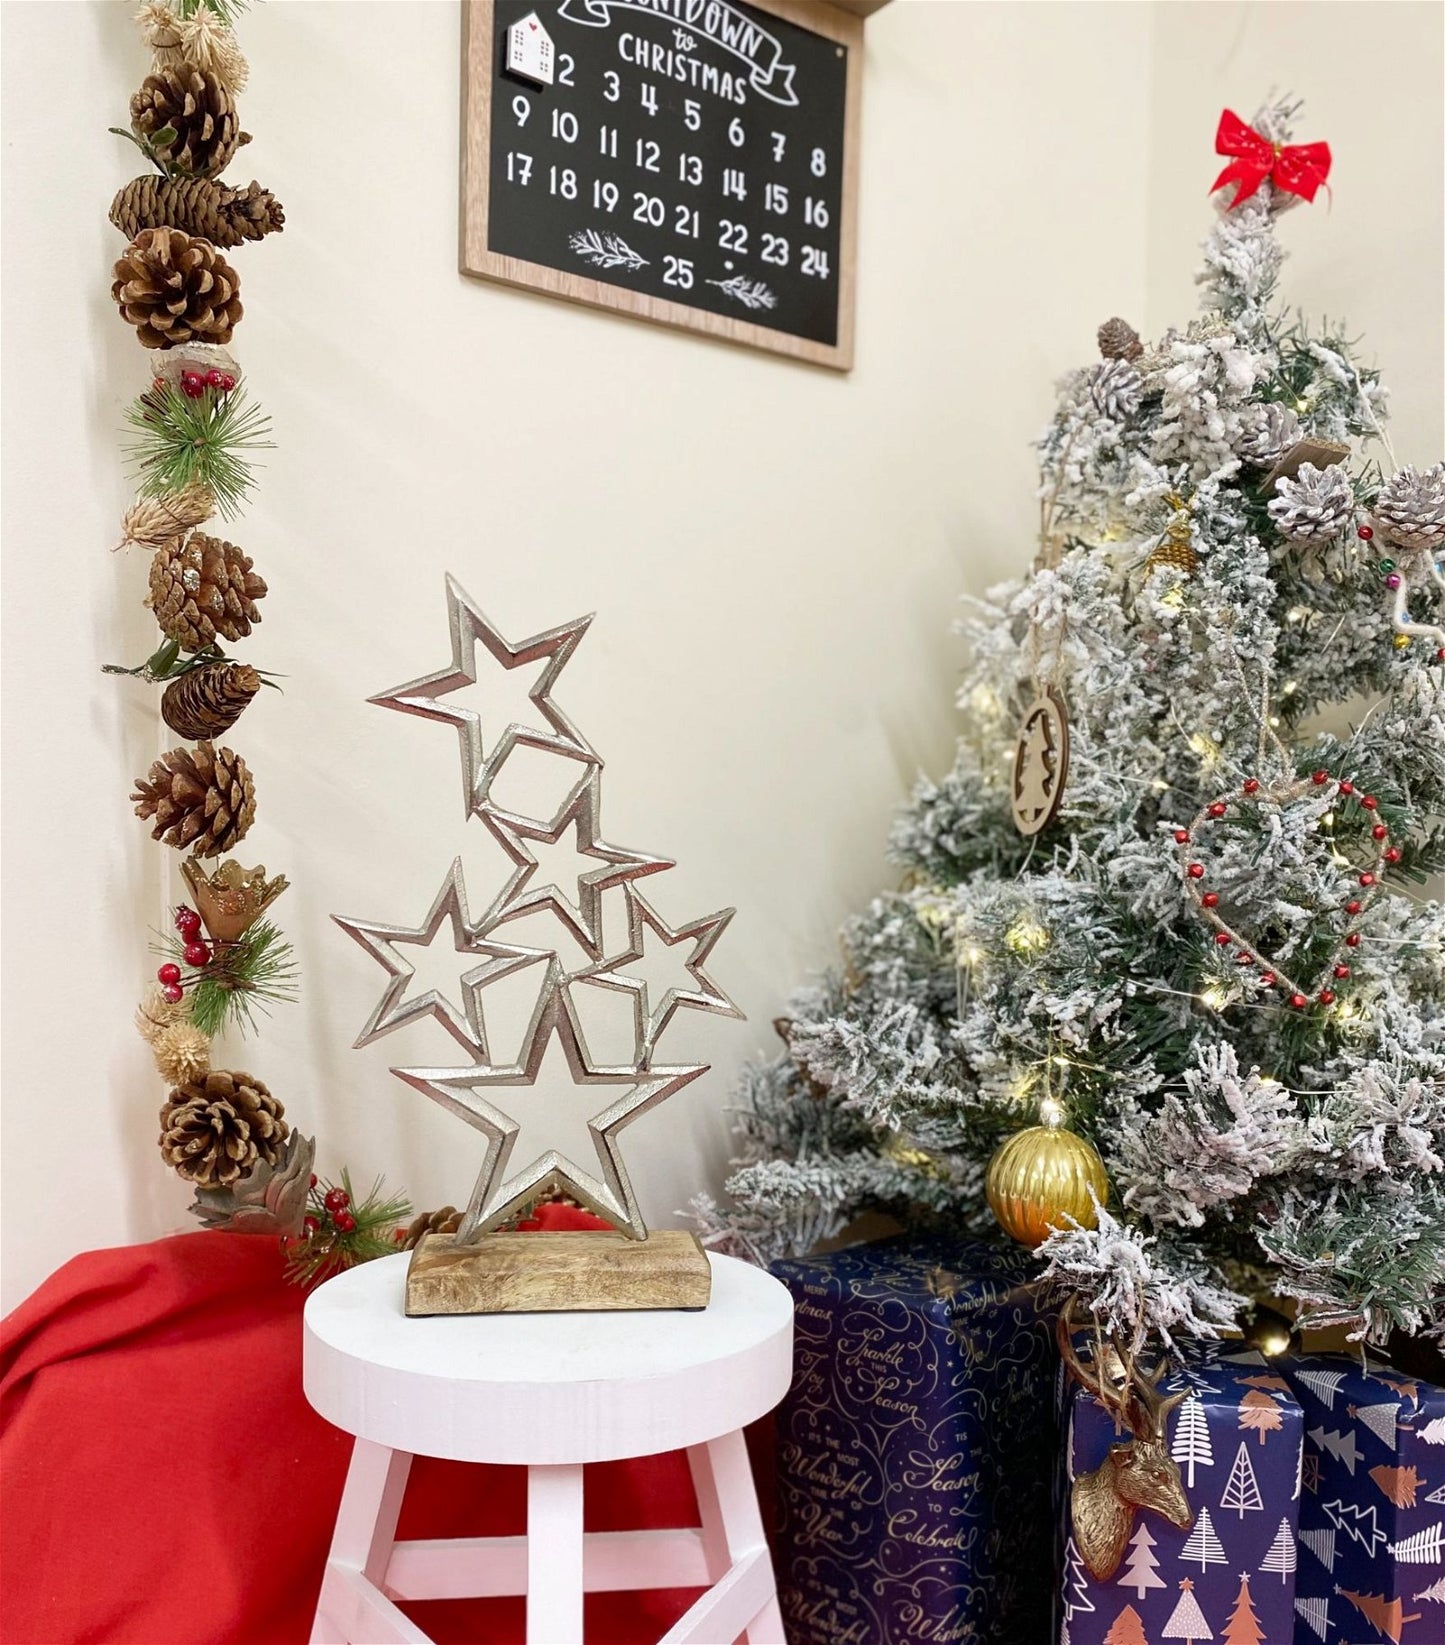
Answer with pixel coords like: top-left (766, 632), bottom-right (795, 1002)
top-left (487, 0), bottom-right (850, 349)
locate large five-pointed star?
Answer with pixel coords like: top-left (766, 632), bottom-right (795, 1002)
top-left (333, 857), bottom-right (550, 1059)
top-left (476, 768), bottom-right (673, 960)
top-left (369, 575), bottom-right (598, 819)
top-left (393, 964), bottom-right (706, 1240)
top-left (572, 886), bottom-right (742, 1066)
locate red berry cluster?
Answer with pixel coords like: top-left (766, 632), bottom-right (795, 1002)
top-left (155, 368), bottom-right (238, 401)
top-left (1177, 772), bottom-right (1394, 1011)
top-left (155, 905), bottom-right (212, 1001)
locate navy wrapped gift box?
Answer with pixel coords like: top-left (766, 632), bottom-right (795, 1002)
top-left (770, 1236), bottom-right (1058, 1645)
top-left (1058, 1341), bottom-right (1306, 1645)
top-left (1281, 1352), bottom-right (1445, 1645)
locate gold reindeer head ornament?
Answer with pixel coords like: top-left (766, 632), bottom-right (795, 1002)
top-left (1059, 1299), bottom-right (1194, 1580)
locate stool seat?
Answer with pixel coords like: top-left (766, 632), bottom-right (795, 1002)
top-left (305, 1250), bottom-right (794, 1465)
top-left (303, 1250), bottom-right (795, 1644)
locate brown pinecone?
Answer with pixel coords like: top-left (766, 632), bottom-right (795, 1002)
top-left (1097, 317), bottom-right (1143, 362)
top-left (159, 1069), bottom-right (286, 1188)
top-left (161, 661), bottom-right (260, 739)
top-left (131, 740), bottom-right (256, 856)
top-left (149, 531), bottom-right (266, 651)
top-left (130, 64), bottom-right (246, 178)
top-left (401, 1207), bottom-right (463, 1249)
top-left (110, 175), bottom-right (284, 248)
top-left (112, 227), bottom-right (242, 349)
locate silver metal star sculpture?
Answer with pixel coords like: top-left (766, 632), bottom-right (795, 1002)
top-left (340, 577), bottom-right (743, 1242)
top-left (369, 574), bottom-right (598, 820)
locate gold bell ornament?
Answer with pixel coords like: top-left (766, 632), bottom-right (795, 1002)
top-left (986, 1106), bottom-right (1110, 1247)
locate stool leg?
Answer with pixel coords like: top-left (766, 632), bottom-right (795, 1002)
top-left (526, 1463), bottom-right (585, 1645)
top-left (310, 1439), bottom-right (415, 1644)
top-left (686, 1432), bottom-right (784, 1645)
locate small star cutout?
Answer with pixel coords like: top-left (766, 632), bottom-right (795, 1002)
top-left (476, 769), bottom-right (673, 960)
top-left (333, 857), bottom-right (550, 1058)
top-left (370, 575), bottom-right (597, 818)
top-left (572, 886), bottom-right (741, 1066)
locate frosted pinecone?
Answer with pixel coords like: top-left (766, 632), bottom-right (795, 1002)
top-left (1091, 359), bottom-right (1142, 422)
top-left (1267, 462), bottom-right (1354, 544)
top-left (1235, 402), bottom-right (1301, 468)
top-left (1374, 463), bottom-right (1445, 553)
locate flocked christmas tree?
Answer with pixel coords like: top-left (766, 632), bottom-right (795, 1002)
top-left (698, 97), bottom-right (1445, 1371)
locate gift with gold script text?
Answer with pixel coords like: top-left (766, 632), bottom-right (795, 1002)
top-left (771, 1237), bottom-right (1057, 1644)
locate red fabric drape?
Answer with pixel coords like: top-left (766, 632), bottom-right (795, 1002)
top-left (1, 1219), bottom-right (763, 1645)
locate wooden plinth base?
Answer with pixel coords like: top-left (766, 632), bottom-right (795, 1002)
top-left (404, 1229), bottom-right (713, 1317)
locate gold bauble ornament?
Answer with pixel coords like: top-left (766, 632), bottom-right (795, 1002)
top-left (986, 1120), bottom-right (1110, 1247)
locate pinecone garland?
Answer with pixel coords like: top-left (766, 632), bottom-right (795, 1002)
top-left (1268, 461), bottom-right (1355, 544)
top-left (1091, 359), bottom-right (1143, 421)
top-left (110, 175), bottom-right (284, 248)
top-left (1374, 463), bottom-right (1445, 553)
top-left (131, 64), bottom-right (246, 178)
top-left (1097, 317), bottom-right (1143, 362)
top-left (159, 1069), bottom-right (286, 1188)
top-left (402, 1207), bottom-right (463, 1249)
top-left (131, 740), bottom-right (256, 856)
top-left (117, 481), bottom-right (214, 551)
top-left (161, 661), bottom-right (260, 739)
top-left (149, 531), bottom-right (266, 651)
top-left (112, 228), bottom-right (243, 349)
top-left (1235, 402), bottom-right (1302, 467)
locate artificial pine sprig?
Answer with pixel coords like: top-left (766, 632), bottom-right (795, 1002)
top-left (103, 638), bottom-right (284, 689)
top-left (283, 1169), bottom-right (412, 1287)
top-left (125, 383), bottom-right (272, 521)
top-left (156, 916), bottom-right (298, 1036)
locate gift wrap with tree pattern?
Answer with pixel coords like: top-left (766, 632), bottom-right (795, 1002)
top-left (1280, 1354), bottom-right (1445, 1644)
top-left (1060, 1342), bottom-right (1305, 1645)
top-left (771, 1237), bottom-right (1058, 1644)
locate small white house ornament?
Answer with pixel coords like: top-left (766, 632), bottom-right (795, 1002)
top-left (505, 11), bottom-right (554, 87)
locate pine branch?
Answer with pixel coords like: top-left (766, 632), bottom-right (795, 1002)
top-left (156, 917), bottom-right (298, 1037)
top-left (284, 1168), bottom-right (412, 1287)
top-left (124, 383), bottom-right (272, 521)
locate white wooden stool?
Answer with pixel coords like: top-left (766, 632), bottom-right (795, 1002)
top-left (303, 1249), bottom-right (794, 1645)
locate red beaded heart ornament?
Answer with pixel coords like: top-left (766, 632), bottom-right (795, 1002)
top-left (1176, 771), bottom-right (1389, 1010)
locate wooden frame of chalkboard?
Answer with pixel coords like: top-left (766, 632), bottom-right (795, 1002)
top-left (460, 0), bottom-right (864, 370)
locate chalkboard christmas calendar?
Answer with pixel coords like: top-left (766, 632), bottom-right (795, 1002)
top-left (462, 0), bottom-right (863, 368)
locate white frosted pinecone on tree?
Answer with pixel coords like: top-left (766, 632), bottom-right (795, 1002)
top-left (1235, 402), bottom-right (1301, 467)
top-left (1374, 463), bottom-right (1445, 553)
top-left (1091, 359), bottom-right (1142, 422)
top-left (1267, 461), bottom-right (1354, 544)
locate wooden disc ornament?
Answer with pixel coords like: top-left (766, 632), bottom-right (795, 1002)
top-left (986, 1118), bottom-right (1109, 1247)
top-left (1011, 688), bottom-right (1071, 836)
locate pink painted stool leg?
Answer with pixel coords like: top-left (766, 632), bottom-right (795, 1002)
top-left (687, 1430), bottom-right (784, 1645)
top-left (310, 1438), bottom-right (414, 1644)
top-left (526, 1462), bottom-right (585, 1645)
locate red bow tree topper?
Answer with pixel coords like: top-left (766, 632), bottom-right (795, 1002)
top-left (1211, 109), bottom-right (1331, 209)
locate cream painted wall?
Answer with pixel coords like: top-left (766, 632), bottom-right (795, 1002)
top-left (1, 0), bottom-right (1437, 1312)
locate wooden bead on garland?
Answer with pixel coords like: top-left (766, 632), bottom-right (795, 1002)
top-left (986, 1109), bottom-right (1110, 1247)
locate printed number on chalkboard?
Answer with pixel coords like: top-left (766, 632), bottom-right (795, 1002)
top-left (761, 233), bottom-right (789, 267)
top-left (662, 256), bottom-right (694, 289)
top-left (633, 192), bottom-right (664, 227)
top-left (719, 220), bottom-right (747, 254)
